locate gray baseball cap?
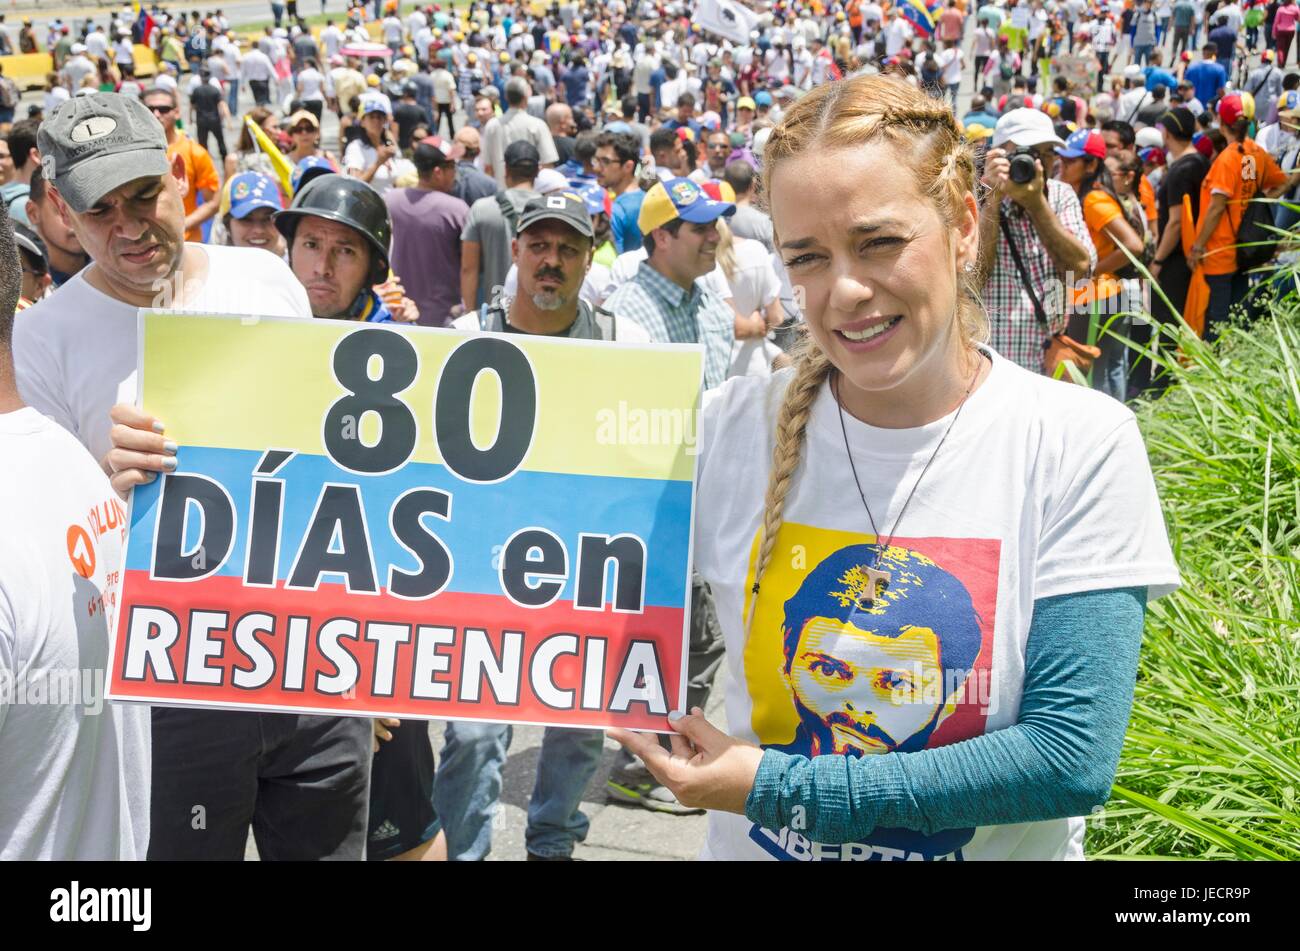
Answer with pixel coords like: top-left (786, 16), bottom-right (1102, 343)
top-left (515, 193), bottom-right (594, 240)
top-left (37, 93), bottom-right (171, 214)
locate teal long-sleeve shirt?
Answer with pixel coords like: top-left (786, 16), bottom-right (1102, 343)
top-left (744, 586), bottom-right (1147, 844)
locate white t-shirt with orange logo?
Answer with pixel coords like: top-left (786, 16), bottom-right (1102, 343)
top-left (0, 407), bottom-right (150, 859)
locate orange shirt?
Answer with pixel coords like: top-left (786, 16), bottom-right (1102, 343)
top-left (1073, 189), bottom-right (1125, 304)
top-left (167, 132), bottom-right (220, 243)
top-left (1138, 175), bottom-right (1157, 229)
top-left (1199, 138), bottom-right (1287, 276)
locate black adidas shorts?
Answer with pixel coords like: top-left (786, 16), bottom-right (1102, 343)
top-left (366, 719), bottom-right (440, 861)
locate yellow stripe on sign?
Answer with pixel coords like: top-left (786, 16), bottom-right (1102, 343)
top-left (139, 313), bottom-right (703, 483)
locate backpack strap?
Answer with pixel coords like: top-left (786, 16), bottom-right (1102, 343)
top-left (495, 190), bottom-right (519, 235)
top-left (591, 303), bottom-right (617, 341)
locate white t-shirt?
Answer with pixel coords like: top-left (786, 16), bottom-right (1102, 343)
top-left (321, 25), bottom-right (343, 59)
top-left (0, 408), bottom-right (150, 859)
top-left (14, 244), bottom-right (311, 464)
top-left (297, 66), bottom-right (326, 101)
top-left (343, 138), bottom-right (416, 195)
top-left (44, 86), bottom-right (71, 115)
top-left (692, 348), bottom-right (1180, 861)
top-left (938, 46), bottom-right (964, 85)
top-left (724, 237), bottom-right (781, 378)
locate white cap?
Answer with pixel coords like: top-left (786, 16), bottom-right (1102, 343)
top-left (71, 42), bottom-right (87, 54)
top-left (1135, 126), bottom-right (1164, 148)
top-left (1123, 63), bottom-right (1144, 79)
top-left (752, 126), bottom-right (773, 161)
top-left (992, 107), bottom-right (1066, 147)
top-left (533, 168), bottom-right (571, 195)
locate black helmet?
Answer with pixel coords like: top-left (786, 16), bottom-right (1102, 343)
top-left (275, 173), bottom-right (391, 287)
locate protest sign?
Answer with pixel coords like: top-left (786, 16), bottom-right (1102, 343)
top-left (106, 313), bottom-right (702, 732)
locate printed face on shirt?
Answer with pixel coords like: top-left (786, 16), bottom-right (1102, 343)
top-left (770, 140), bottom-right (978, 404)
top-left (776, 544), bottom-right (984, 759)
top-left (789, 614), bottom-right (945, 755)
top-left (290, 215), bottom-right (372, 318)
top-left (55, 163), bottom-right (188, 302)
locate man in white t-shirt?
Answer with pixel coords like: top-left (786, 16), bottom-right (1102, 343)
top-left (0, 206), bottom-right (150, 860)
top-left (321, 19), bottom-right (344, 60)
top-left (14, 92), bottom-right (372, 861)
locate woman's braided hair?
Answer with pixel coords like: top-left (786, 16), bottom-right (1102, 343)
top-left (743, 75), bottom-right (987, 636)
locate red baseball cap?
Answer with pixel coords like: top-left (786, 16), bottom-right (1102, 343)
top-left (1218, 93), bottom-right (1247, 126)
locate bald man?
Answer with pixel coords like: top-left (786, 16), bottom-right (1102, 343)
top-left (452, 126), bottom-right (499, 206)
top-left (546, 102), bottom-right (577, 165)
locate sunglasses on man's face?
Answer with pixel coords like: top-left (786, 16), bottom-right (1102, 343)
top-left (146, 104), bottom-right (174, 114)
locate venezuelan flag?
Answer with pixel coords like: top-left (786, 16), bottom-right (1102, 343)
top-left (901, 0), bottom-right (937, 35)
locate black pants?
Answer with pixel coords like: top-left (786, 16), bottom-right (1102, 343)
top-left (250, 79), bottom-right (271, 106)
top-left (196, 117), bottom-right (227, 160)
top-left (436, 102), bottom-right (456, 136)
top-left (148, 707), bottom-right (371, 860)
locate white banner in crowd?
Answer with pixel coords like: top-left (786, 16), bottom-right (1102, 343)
top-left (692, 0), bottom-right (759, 45)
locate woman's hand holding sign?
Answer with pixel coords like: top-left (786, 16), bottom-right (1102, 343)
top-left (608, 709), bottom-right (765, 815)
top-left (104, 403), bottom-right (176, 500)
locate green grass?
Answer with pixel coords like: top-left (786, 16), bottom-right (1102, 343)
top-left (1084, 265), bottom-right (1300, 860)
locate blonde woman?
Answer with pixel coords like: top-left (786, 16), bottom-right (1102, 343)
top-left (610, 74), bottom-right (1180, 861)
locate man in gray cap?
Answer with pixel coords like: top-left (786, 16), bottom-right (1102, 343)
top-left (15, 93), bottom-right (309, 462)
top-left (13, 94), bottom-right (376, 862)
top-left (441, 192), bottom-right (647, 861)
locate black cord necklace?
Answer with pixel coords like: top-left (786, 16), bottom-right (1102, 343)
top-left (833, 350), bottom-right (985, 610)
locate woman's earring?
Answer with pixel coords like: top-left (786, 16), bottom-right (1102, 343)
top-left (962, 261), bottom-right (975, 274)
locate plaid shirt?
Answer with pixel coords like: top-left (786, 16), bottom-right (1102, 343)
top-left (982, 178), bottom-right (1097, 373)
top-left (604, 261), bottom-right (734, 390)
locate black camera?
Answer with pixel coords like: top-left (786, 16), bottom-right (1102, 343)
top-left (1008, 147), bottom-right (1041, 185)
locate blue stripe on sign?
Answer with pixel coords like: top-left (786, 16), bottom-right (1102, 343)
top-left (124, 446), bottom-right (693, 609)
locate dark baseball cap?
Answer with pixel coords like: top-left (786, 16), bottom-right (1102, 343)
top-left (504, 140), bottom-right (541, 170)
top-left (1158, 105), bottom-right (1197, 139)
top-left (515, 192), bottom-right (594, 239)
top-left (36, 93), bottom-right (171, 214)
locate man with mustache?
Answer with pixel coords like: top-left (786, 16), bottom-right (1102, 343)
top-left (13, 94), bottom-right (380, 861)
top-left (440, 191), bottom-right (647, 860)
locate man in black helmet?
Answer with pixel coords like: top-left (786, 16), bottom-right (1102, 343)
top-left (276, 172), bottom-right (419, 323)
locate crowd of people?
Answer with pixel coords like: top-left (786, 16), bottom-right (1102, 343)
top-left (9, 0), bottom-right (1294, 862)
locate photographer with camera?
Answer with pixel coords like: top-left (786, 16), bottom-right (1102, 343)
top-left (974, 108), bottom-right (1097, 376)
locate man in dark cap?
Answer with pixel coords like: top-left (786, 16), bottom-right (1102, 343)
top-left (460, 139), bottom-right (541, 310)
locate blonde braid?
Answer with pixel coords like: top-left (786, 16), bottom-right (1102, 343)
top-left (743, 342), bottom-right (834, 636)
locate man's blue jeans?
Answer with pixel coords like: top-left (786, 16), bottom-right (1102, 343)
top-left (433, 721), bottom-right (605, 859)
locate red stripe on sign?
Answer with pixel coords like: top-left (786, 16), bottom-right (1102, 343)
top-left (108, 572), bottom-right (686, 731)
